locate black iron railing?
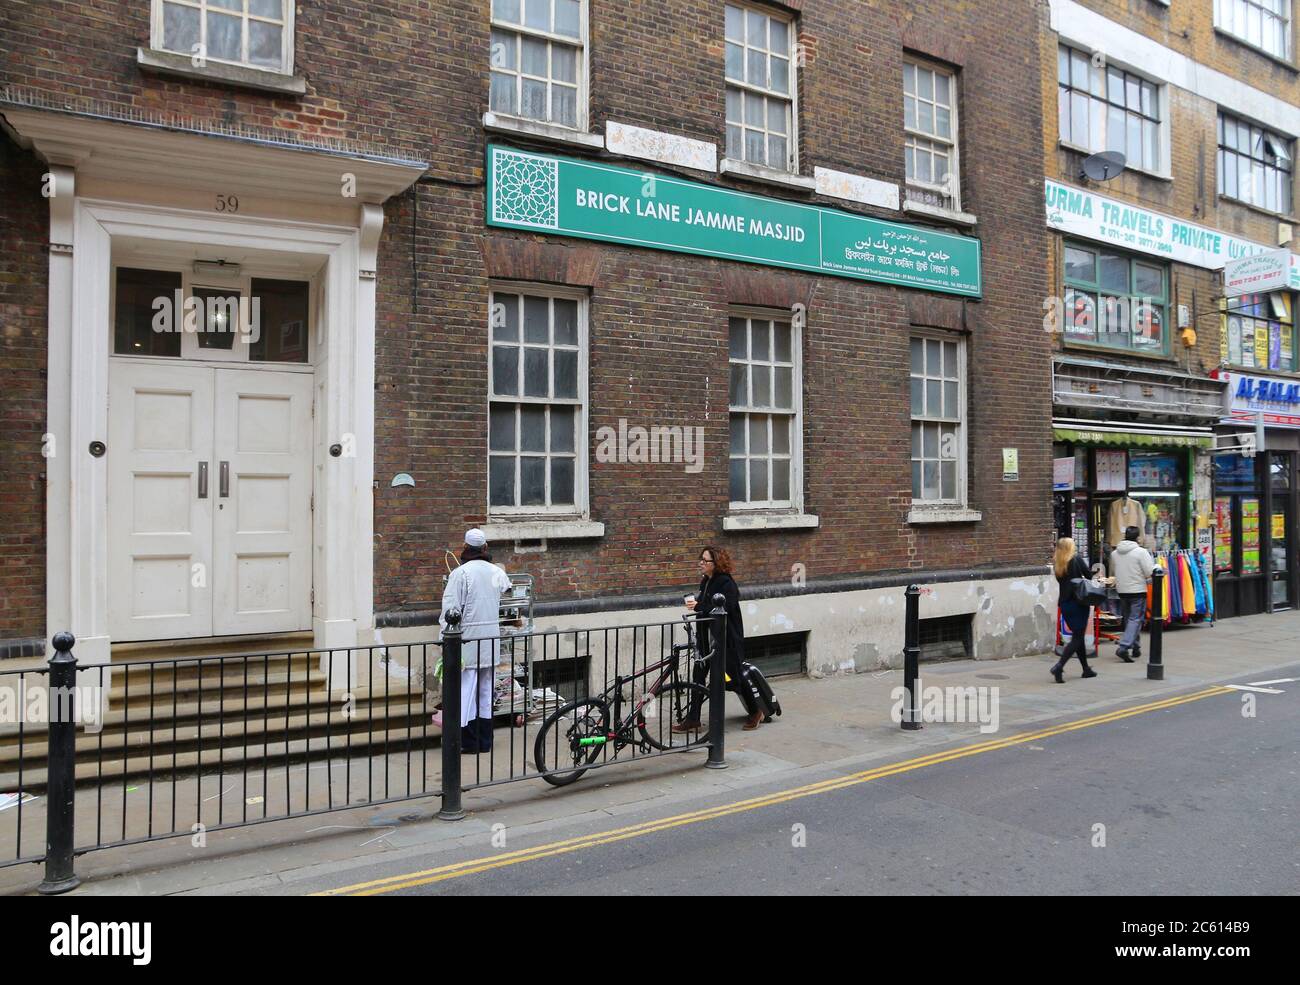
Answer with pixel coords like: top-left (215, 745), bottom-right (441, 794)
top-left (1, 598), bottom-right (730, 890)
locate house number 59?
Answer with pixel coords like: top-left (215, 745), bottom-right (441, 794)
top-left (216, 194), bottom-right (240, 213)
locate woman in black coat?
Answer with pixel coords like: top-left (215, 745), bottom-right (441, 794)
top-left (676, 546), bottom-right (763, 730)
top-left (1052, 537), bottom-right (1098, 683)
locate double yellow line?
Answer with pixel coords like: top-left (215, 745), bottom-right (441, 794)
top-left (315, 685), bottom-right (1232, 896)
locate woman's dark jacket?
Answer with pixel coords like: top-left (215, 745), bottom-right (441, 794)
top-left (695, 572), bottom-right (746, 667)
top-left (1056, 554), bottom-right (1092, 624)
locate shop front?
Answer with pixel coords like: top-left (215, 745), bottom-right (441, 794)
top-left (1052, 421), bottom-right (1212, 573)
top-left (1212, 371), bottom-right (1300, 617)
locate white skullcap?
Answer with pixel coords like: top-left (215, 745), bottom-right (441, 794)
top-left (465, 528), bottom-right (487, 548)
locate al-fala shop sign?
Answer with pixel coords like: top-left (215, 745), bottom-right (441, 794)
top-left (1218, 370), bottom-right (1300, 428)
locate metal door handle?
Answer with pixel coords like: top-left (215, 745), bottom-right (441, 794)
top-left (219, 461), bottom-right (229, 498)
top-left (198, 461), bottom-right (209, 499)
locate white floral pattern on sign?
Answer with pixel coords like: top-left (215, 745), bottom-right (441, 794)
top-left (492, 150), bottom-right (559, 228)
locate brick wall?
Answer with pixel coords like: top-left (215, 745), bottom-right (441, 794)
top-left (0, 1), bottom-right (1054, 628)
top-left (1041, 0), bottom-right (1300, 374)
top-left (0, 133), bottom-right (49, 640)
top-left (372, 0), bottom-right (1054, 613)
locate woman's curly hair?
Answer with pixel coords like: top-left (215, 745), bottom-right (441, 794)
top-left (701, 545), bottom-right (733, 575)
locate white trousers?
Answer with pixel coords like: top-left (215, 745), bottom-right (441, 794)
top-left (460, 668), bottom-right (493, 726)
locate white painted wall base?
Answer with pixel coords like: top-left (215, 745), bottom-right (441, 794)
top-left (373, 573), bottom-right (1058, 689)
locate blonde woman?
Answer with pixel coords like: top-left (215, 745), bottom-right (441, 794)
top-left (1052, 537), bottom-right (1097, 684)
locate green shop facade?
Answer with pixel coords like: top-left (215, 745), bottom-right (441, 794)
top-left (1052, 423), bottom-right (1210, 572)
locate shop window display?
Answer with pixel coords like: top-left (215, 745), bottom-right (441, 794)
top-left (1241, 498), bottom-right (1262, 575)
top-left (1129, 492), bottom-right (1183, 553)
top-left (1127, 452), bottom-right (1184, 553)
top-left (1214, 496), bottom-right (1234, 573)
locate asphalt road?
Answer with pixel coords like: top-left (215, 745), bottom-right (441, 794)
top-left (327, 665), bottom-right (1298, 896)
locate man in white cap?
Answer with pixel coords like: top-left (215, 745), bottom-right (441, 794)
top-left (440, 528), bottom-right (511, 753)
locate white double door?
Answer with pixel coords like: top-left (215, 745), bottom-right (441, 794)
top-left (108, 362), bottom-right (314, 641)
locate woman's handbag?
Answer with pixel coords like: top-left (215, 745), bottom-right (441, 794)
top-left (1071, 576), bottom-right (1108, 606)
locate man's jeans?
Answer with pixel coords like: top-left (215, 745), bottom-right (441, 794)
top-left (1117, 592), bottom-right (1147, 651)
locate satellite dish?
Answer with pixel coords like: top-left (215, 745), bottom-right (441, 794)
top-left (1080, 151), bottom-right (1126, 182)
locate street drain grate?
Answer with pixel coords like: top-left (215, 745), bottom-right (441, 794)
top-left (975, 673), bottom-right (1010, 680)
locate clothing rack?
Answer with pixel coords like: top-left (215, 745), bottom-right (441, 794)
top-left (1146, 548), bottom-right (1215, 626)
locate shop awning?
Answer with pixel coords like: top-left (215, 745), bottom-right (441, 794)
top-left (1052, 422), bottom-right (1214, 449)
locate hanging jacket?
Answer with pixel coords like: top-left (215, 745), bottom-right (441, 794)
top-left (1195, 552), bottom-right (1215, 621)
top-left (1107, 497), bottom-right (1146, 548)
top-left (1160, 553), bottom-right (1174, 619)
top-left (1180, 553), bottom-right (1197, 619)
top-left (1162, 555), bottom-right (1173, 623)
top-left (1188, 552), bottom-right (1206, 614)
top-left (1168, 554), bottom-right (1184, 620)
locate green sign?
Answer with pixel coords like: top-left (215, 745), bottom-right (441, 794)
top-left (1051, 427), bottom-right (1212, 449)
top-left (487, 145), bottom-right (981, 297)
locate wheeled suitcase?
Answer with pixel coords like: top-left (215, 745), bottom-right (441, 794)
top-left (740, 662), bottom-right (782, 722)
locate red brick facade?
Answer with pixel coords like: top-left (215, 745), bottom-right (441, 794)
top-left (0, 1), bottom-right (1053, 644)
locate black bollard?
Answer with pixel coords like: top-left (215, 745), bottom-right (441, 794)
top-left (705, 593), bottom-right (728, 769)
top-left (38, 631), bottom-right (81, 895)
top-left (438, 609), bottom-right (465, 820)
top-left (902, 585), bottom-right (923, 730)
top-left (1147, 567), bottom-right (1164, 681)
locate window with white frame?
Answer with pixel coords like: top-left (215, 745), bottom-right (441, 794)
top-left (910, 335), bottom-right (964, 505)
top-left (1214, 0), bottom-right (1292, 61)
top-left (729, 312), bottom-right (799, 509)
top-left (904, 59), bottom-right (960, 211)
top-left (1057, 45), bottom-right (1162, 174)
top-left (489, 0), bottom-right (585, 129)
top-left (1218, 112), bottom-right (1294, 215)
top-left (488, 288), bottom-right (585, 515)
top-left (724, 3), bottom-right (796, 172)
top-left (154, 0), bottom-right (293, 74)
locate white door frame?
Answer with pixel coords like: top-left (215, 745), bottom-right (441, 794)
top-left (46, 192), bottom-right (383, 681)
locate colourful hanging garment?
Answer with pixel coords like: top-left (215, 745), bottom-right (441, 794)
top-left (1170, 556), bottom-right (1180, 623)
top-left (1187, 552), bottom-right (1206, 615)
top-left (1172, 553), bottom-right (1185, 618)
top-left (1196, 552), bottom-right (1215, 621)
top-left (1180, 553), bottom-right (1197, 617)
top-left (1168, 554), bottom-right (1184, 621)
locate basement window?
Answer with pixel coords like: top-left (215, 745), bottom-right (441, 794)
top-left (532, 653), bottom-right (591, 703)
top-left (746, 631), bottom-right (807, 677)
top-left (918, 614), bottom-right (972, 661)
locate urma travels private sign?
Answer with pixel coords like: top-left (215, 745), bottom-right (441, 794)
top-left (487, 145), bottom-right (981, 297)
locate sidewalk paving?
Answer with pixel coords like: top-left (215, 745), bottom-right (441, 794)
top-left (3, 610), bottom-right (1297, 896)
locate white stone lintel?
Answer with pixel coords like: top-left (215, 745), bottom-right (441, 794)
top-left (813, 166), bottom-right (900, 210)
top-left (605, 121), bottom-right (717, 172)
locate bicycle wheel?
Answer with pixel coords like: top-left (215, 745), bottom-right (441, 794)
top-left (638, 681), bottom-right (710, 751)
top-left (534, 698), bottom-right (612, 787)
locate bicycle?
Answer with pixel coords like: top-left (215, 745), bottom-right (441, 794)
top-left (533, 616), bottom-right (714, 787)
